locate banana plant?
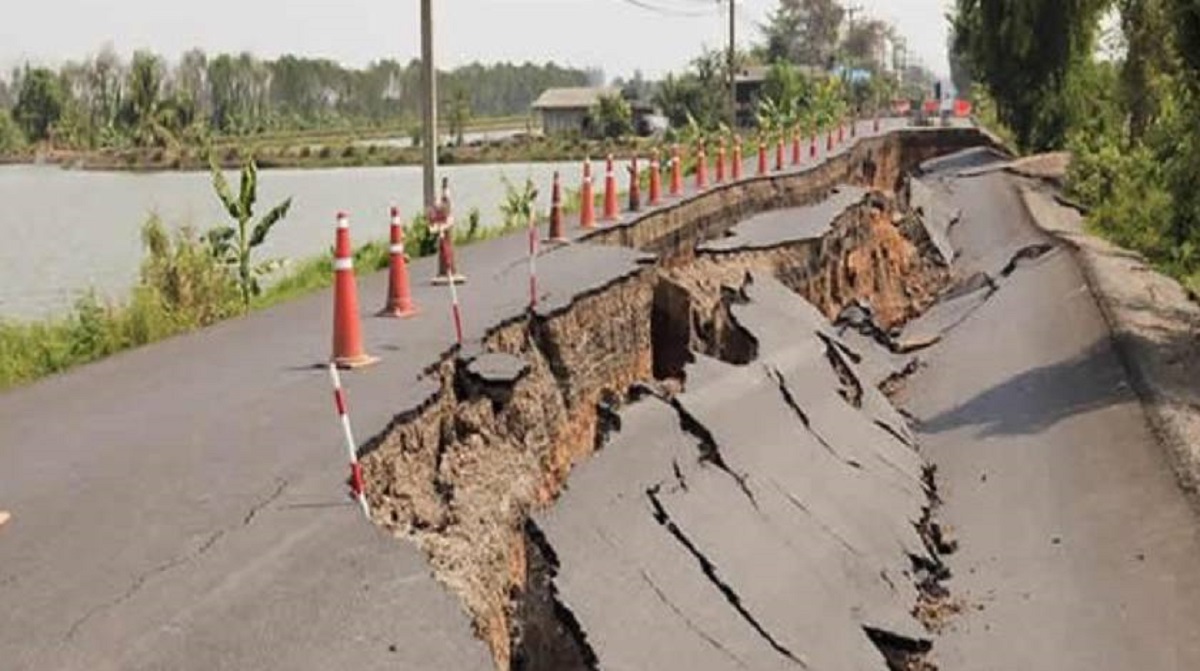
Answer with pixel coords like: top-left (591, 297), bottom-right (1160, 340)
top-left (208, 156), bottom-right (293, 312)
top-left (499, 176), bottom-right (539, 231)
top-left (757, 96), bottom-right (790, 147)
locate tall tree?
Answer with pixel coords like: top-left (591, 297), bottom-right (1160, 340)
top-left (445, 85), bottom-right (471, 145)
top-left (13, 67), bottom-right (65, 142)
top-left (952, 0), bottom-right (1109, 150)
top-left (761, 0), bottom-right (845, 68)
top-left (1117, 0), bottom-right (1170, 141)
top-left (88, 45), bottom-right (123, 135)
top-left (123, 51), bottom-right (167, 147)
top-left (652, 49), bottom-right (729, 129)
top-left (843, 19), bottom-right (891, 72)
top-left (176, 49), bottom-right (209, 123)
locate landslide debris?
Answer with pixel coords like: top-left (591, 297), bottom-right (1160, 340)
top-left (361, 178), bottom-right (955, 669)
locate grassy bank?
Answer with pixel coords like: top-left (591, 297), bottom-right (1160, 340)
top-left (0, 125), bottom-right (805, 391)
top-left (85, 135), bottom-right (657, 172)
top-left (7, 118), bottom-right (675, 173)
top-left (0, 212), bottom-right (522, 391)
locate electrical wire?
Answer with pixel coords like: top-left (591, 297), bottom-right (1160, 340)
top-left (614, 0), bottom-right (722, 18)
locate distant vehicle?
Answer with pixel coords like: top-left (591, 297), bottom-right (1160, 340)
top-left (638, 114), bottom-right (670, 137)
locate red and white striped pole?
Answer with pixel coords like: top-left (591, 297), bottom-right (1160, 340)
top-left (328, 363), bottom-right (370, 519)
top-left (429, 204), bottom-right (464, 344)
top-left (444, 228), bottom-right (464, 344)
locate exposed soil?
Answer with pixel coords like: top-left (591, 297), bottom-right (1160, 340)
top-left (358, 130), bottom-right (990, 669)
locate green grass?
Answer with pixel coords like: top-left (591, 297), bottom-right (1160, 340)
top-left (0, 289), bottom-right (203, 389)
top-left (0, 129), bottom-right (802, 390)
top-left (0, 213), bottom-right (528, 391)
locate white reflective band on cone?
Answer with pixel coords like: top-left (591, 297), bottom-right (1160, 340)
top-left (337, 217), bottom-right (350, 229)
top-left (334, 257), bottom-right (353, 271)
top-left (390, 244), bottom-right (405, 254)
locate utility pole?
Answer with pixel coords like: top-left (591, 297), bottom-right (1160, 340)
top-left (845, 3), bottom-right (862, 32)
top-left (420, 0), bottom-right (438, 211)
top-left (843, 2), bottom-right (864, 72)
top-left (728, 0), bottom-right (737, 128)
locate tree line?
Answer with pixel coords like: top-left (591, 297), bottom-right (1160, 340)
top-left (648, 0), bottom-right (935, 132)
top-left (0, 48), bottom-right (596, 151)
top-left (0, 0), bottom-right (937, 154)
top-left (950, 0), bottom-right (1200, 291)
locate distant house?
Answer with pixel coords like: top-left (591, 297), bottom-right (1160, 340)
top-left (532, 87), bottom-right (619, 135)
top-left (734, 66), bottom-right (771, 127)
top-left (531, 86), bottom-right (659, 136)
top-left (734, 64), bottom-right (828, 127)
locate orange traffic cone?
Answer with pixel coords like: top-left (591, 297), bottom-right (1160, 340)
top-left (810, 135), bottom-right (818, 159)
top-left (379, 207), bottom-right (418, 318)
top-left (331, 213), bottom-right (378, 369)
top-left (579, 160), bottom-right (596, 230)
top-left (827, 131), bottom-right (834, 153)
top-left (715, 140), bottom-right (727, 183)
top-left (548, 171), bottom-right (567, 242)
top-left (775, 138), bottom-right (785, 172)
top-left (757, 140), bottom-right (768, 176)
top-left (649, 149), bottom-right (662, 206)
top-left (669, 145), bottom-right (683, 196)
top-left (792, 130), bottom-right (802, 165)
top-left (695, 144), bottom-right (708, 189)
top-left (732, 138), bottom-right (743, 180)
top-left (602, 155), bottom-right (619, 222)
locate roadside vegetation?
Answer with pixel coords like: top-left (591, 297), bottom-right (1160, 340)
top-left (951, 0), bottom-right (1200, 293)
top-left (0, 50), bottom-right (592, 168)
top-left (0, 167), bottom-right (521, 390)
top-left (0, 0), bottom-right (942, 389)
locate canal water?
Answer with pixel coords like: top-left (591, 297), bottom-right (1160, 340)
top-left (0, 159), bottom-right (623, 320)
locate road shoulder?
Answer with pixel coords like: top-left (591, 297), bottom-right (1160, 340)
top-left (1018, 178), bottom-right (1200, 501)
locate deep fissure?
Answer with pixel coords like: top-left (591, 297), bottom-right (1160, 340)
top-left (358, 130), bottom-right (994, 670)
top-left (646, 484), bottom-right (808, 667)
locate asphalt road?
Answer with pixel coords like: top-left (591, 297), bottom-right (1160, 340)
top-left (535, 274), bottom-right (931, 671)
top-left (900, 165), bottom-right (1200, 669)
top-left (0, 120), bottom-right (896, 670)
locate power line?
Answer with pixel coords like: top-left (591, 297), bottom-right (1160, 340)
top-left (614, 0), bottom-right (721, 18)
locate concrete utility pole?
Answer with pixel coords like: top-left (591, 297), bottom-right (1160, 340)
top-left (728, 0), bottom-right (737, 128)
top-left (843, 2), bottom-right (864, 71)
top-left (845, 3), bottom-right (862, 32)
top-left (420, 0), bottom-right (438, 211)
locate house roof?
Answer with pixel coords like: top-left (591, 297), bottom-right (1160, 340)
top-left (531, 87), bottom-right (620, 110)
top-left (734, 65), bottom-right (772, 83)
top-left (735, 64), bottom-right (829, 84)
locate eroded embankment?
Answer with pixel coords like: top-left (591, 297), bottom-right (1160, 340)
top-left (360, 129), bottom-right (986, 670)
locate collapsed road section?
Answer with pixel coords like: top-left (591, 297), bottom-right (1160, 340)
top-left (0, 126), bottom-right (1003, 671)
top-left (360, 130), bottom-right (984, 670)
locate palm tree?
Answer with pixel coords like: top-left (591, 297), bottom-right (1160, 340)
top-left (125, 51), bottom-right (175, 148)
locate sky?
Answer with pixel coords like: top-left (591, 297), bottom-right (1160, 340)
top-left (0, 0), bottom-right (953, 80)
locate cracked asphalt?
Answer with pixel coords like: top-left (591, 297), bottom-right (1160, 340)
top-left (0, 120), bottom-right (893, 670)
top-left (900, 160), bottom-right (1200, 670)
top-left (533, 272), bottom-right (932, 671)
top-left (1, 121), bottom-right (1048, 671)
